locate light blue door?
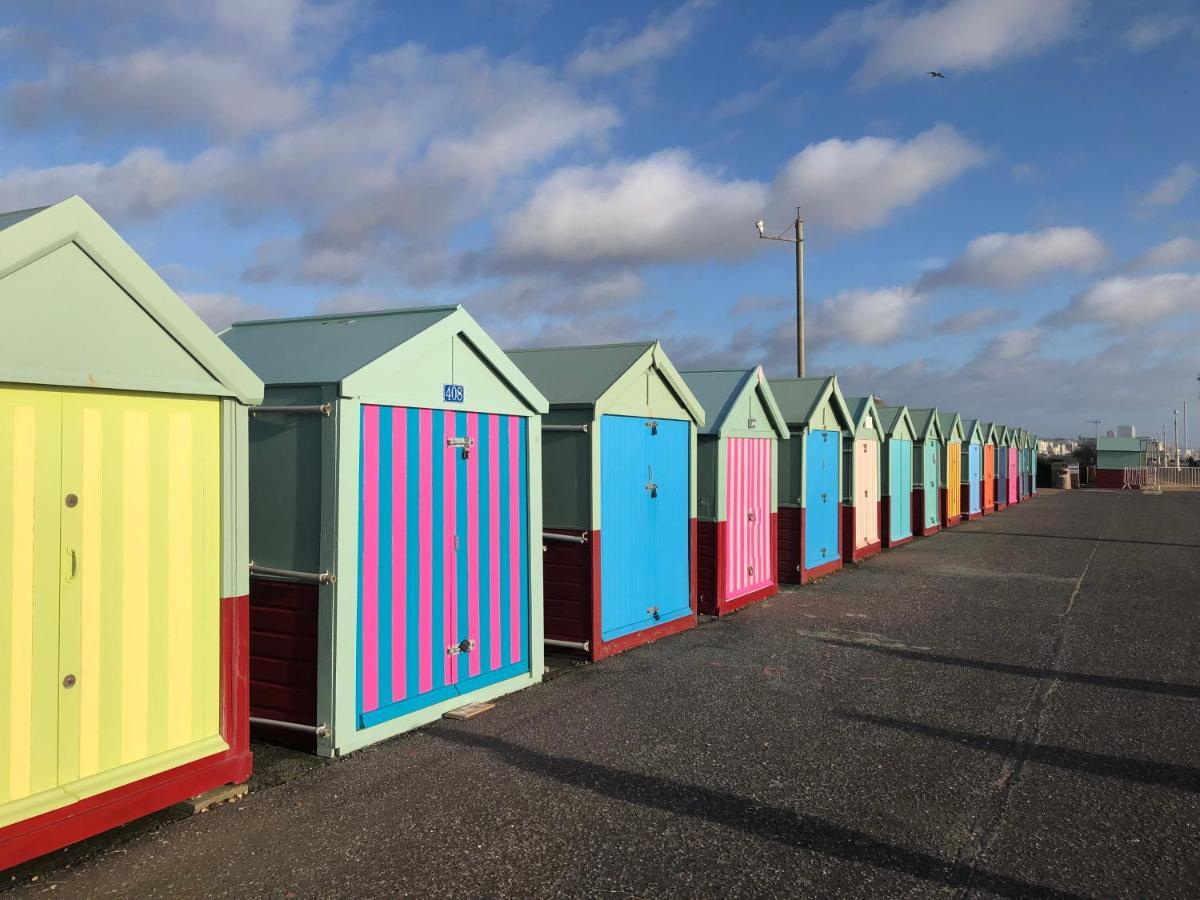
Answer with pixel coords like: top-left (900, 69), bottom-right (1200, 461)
top-left (968, 444), bottom-right (981, 514)
top-left (923, 440), bottom-right (939, 527)
top-left (599, 415), bottom-right (690, 642)
top-left (804, 429), bottom-right (840, 570)
top-left (889, 439), bottom-right (912, 541)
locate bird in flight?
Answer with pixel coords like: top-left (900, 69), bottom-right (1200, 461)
top-left (928, 71), bottom-right (945, 78)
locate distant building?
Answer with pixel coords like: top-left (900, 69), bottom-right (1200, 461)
top-left (1105, 429), bottom-right (1116, 438)
top-left (1117, 424), bottom-right (1136, 438)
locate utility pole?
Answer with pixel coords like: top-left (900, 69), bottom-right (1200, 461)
top-left (1087, 419), bottom-right (1100, 443)
top-left (757, 209), bottom-right (805, 378)
top-left (1174, 409), bottom-right (1180, 467)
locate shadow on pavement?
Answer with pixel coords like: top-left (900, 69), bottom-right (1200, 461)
top-left (942, 530), bottom-right (1200, 550)
top-left (842, 713), bottom-right (1200, 794)
top-left (815, 637), bottom-right (1200, 700)
top-left (433, 729), bottom-right (1084, 900)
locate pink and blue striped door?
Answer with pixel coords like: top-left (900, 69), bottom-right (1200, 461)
top-left (356, 405), bottom-right (530, 730)
top-left (725, 438), bottom-right (773, 600)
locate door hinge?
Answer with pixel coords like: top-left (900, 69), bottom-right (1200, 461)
top-left (647, 605), bottom-right (661, 620)
top-left (447, 638), bottom-right (476, 656)
top-left (644, 420), bottom-right (659, 435)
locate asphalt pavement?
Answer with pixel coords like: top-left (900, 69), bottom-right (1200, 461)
top-left (6, 489), bottom-right (1199, 899)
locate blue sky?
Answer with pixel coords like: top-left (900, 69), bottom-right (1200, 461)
top-left (1, 0), bottom-right (1198, 439)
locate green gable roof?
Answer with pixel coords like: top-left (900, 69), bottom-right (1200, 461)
top-left (223, 305), bottom-right (458, 386)
top-left (961, 418), bottom-right (984, 444)
top-left (0, 207), bottom-right (46, 233)
top-left (0, 196), bottom-right (263, 404)
top-left (845, 395), bottom-right (882, 436)
top-left (979, 421), bottom-right (998, 444)
top-left (224, 305), bottom-right (547, 413)
top-left (506, 342), bottom-right (653, 407)
top-left (875, 404), bottom-right (918, 441)
top-left (771, 375), bottom-right (853, 431)
top-left (508, 340), bottom-right (703, 425)
top-left (937, 411), bottom-right (965, 442)
top-left (908, 408), bottom-right (944, 442)
top-left (681, 366), bottom-right (788, 439)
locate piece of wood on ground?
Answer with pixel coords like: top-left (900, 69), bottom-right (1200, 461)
top-left (443, 701), bottom-right (495, 721)
top-left (174, 782), bottom-right (248, 814)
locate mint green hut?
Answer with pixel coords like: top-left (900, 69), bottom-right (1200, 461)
top-left (875, 405), bottom-right (917, 548)
top-left (907, 408), bottom-right (945, 536)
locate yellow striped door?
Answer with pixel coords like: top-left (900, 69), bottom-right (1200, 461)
top-left (0, 386), bottom-right (66, 827)
top-left (58, 391), bottom-right (226, 798)
top-left (946, 444), bottom-right (961, 518)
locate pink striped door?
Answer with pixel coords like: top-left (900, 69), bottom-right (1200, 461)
top-left (724, 438), bottom-right (773, 601)
top-left (356, 405), bottom-right (530, 731)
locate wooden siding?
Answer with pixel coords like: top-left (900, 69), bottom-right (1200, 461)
top-left (249, 578), bottom-right (318, 751)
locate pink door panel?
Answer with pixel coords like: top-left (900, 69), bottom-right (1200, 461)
top-left (725, 438), bottom-right (773, 600)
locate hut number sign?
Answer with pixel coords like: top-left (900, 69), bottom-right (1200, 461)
top-left (443, 383), bottom-right (465, 403)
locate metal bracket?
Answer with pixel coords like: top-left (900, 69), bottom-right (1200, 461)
top-left (251, 404), bottom-right (332, 417)
top-left (250, 563), bottom-right (336, 585)
top-left (447, 638), bottom-right (476, 656)
top-left (446, 436), bottom-right (473, 459)
top-left (647, 605), bottom-right (661, 621)
top-left (644, 420), bottom-right (659, 435)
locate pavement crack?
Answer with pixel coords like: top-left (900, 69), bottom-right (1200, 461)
top-left (953, 494), bottom-right (1122, 899)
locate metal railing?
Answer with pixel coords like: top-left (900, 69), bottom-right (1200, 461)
top-left (1123, 467), bottom-right (1200, 491)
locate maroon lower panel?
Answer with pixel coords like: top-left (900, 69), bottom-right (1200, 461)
top-left (249, 577), bottom-right (318, 752)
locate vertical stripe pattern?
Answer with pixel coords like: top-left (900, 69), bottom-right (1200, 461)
top-left (724, 437), bottom-right (773, 600)
top-left (356, 406), bottom-right (531, 729)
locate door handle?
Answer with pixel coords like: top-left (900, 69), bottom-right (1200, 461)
top-left (65, 548), bottom-right (78, 582)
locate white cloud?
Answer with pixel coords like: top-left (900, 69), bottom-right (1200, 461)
top-left (1124, 13), bottom-right (1198, 51)
top-left (772, 124), bottom-right (986, 233)
top-left (1137, 163), bottom-right (1198, 209)
top-left (569, 0), bottom-right (713, 78)
top-left (0, 146), bottom-right (230, 222)
top-left (496, 149), bottom-right (766, 268)
top-left (919, 227), bottom-right (1107, 291)
top-left (757, 0), bottom-right (1084, 84)
top-left (932, 307), bottom-right (1005, 334)
top-left (709, 80), bottom-right (780, 121)
top-left (181, 291), bottom-right (277, 332)
top-left (858, 0), bottom-right (1086, 84)
top-left (754, 1), bottom-right (898, 65)
top-left (807, 285), bottom-right (925, 348)
top-left (6, 49), bottom-right (314, 138)
top-left (1053, 273), bottom-right (1200, 326)
top-left (1127, 237), bottom-right (1200, 272)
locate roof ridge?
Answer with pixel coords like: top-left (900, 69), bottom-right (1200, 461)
top-left (230, 304), bottom-right (459, 328)
top-left (507, 340), bottom-right (656, 353)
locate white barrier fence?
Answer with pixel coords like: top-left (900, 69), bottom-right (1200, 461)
top-left (1123, 467), bottom-right (1200, 491)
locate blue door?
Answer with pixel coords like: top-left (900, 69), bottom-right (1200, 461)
top-left (599, 415), bottom-right (690, 642)
top-left (923, 440), bottom-right (939, 527)
top-left (968, 444), bottom-right (981, 514)
top-left (889, 439), bottom-right (912, 541)
top-left (804, 429), bottom-right (840, 570)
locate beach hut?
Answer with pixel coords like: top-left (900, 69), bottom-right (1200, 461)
top-left (774, 376), bottom-right (854, 583)
top-left (937, 413), bottom-right (965, 528)
top-left (842, 396), bottom-right (884, 563)
top-left (1096, 437), bottom-right (1145, 488)
top-left (0, 197), bottom-right (264, 869)
top-left (1020, 430), bottom-right (1034, 499)
top-left (907, 409), bottom-right (944, 537)
top-left (222, 306), bottom-right (548, 757)
top-left (507, 342), bottom-right (703, 661)
top-left (979, 422), bottom-right (997, 514)
top-left (960, 419), bottom-right (984, 521)
top-left (1004, 427), bottom-right (1019, 506)
top-left (875, 405), bottom-right (917, 548)
top-left (1029, 434), bottom-right (1039, 495)
top-left (682, 367), bottom-right (788, 616)
top-left (995, 426), bottom-right (1011, 510)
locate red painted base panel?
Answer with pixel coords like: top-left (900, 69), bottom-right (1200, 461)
top-left (696, 517), bottom-right (779, 617)
top-left (1, 595), bottom-right (251, 871)
top-left (544, 524), bottom-right (699, 662)
top-left (1095, 468), bottom-right (1126, 489)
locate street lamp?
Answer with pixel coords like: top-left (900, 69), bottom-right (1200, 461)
top-left (757, 209), bottom-right (805, 378)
